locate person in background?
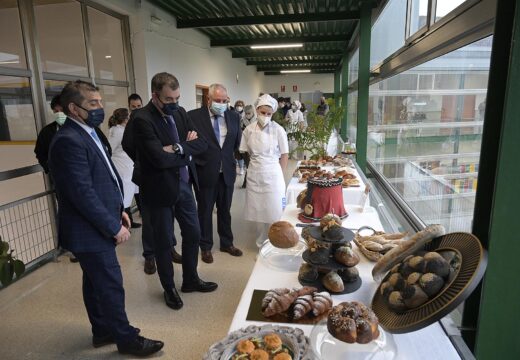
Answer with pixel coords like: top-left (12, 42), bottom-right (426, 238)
top-left (240, 94), bottom-right (289, 247)
top-left (132, 72), bottom-right (217, 310)
top-left (316, 96), bottom-right (330, 116)
top-left (300, 102), bottom-right (308, 127)
top-left (239, 105), bottom-right (255, 189)
top-left (128, 93), bottom-right (143, 111)
top-left (285, 100), bottom-right (305, 159)
top-left (35, 94), bottom-right (111, 263)
top-left (108, 108), bottom-right (141, 229)
top-left (277, 97), bottom-right (288, 117)
top-left (48, 80), bottom-right (163, 356)
top-left (189, 84), bottom-right (243, 264)
top-left (234, 100), bottom-right (246, 175)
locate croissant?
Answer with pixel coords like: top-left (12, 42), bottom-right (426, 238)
top-left (297, 286), bottom-right (318, 297)
top-left (312, 291), bottom-right (333, 316)
top-left (261, 288), bottom-right (298, 317)
top-left (293, 294), bottom-right (313, 320)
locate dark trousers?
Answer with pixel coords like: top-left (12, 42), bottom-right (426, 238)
top-left (195, 173), bottom-right (234, 251)
top-left (146, 181), bottom-right (200, 290)
top-left (74, 249), bottom-right (138, 345)
top-left (140, 199), bottom-right (176, 260)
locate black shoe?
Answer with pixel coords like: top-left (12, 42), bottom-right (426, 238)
top-left (144, 258), bottom-right (156, 275)
top-left (131, 222), bottom-right (142, 229)
top-left (181, 279), bottom-right (218, 293)
top-left (164, 289), bottom-right (183, 310)
top-left (117, 335), bottom-right (164, 357)
top-left (171, 248), bottom-right (182, 264)
top-left (92, 328), bottom-right (140, 348)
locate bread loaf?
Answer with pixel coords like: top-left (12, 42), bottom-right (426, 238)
top-left (322, 271), bottom-right (344, 293)
top-left (268, 221), bottom-right (299, 249)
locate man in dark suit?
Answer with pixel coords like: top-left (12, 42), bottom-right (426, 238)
top-left (131, 72), bottom-right (217, 310)
top-left (189, 84), bottom-right (243, 264)
top-left (48, 80), bottom-right (163, 356)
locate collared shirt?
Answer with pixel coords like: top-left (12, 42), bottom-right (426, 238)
top-left (69, 117), bottom-right (123, 197)
top-left (209, 109), bottom-right (227, 148)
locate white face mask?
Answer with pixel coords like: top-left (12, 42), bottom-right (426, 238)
top-left (210, 101), bottom-right (227, 115)
top-left (236, 106), bottom-right (243, 113)
top-left (257, 114), bottom-right (271, 127)
top-left (245, 113), bottom-right (254, 120)
top-left (54, 111), bottom-right (67, 126)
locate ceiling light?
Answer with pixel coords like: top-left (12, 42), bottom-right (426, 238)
top-left (251, 44), bottom-right (303, 49)
top-left (105, 55), bottom-right (112, 59)
top-left (280, 69), bottom-right (311, 74)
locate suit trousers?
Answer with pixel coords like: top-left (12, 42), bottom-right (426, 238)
top-left (140, 199), bottom-right (176, 260)
top-left (74, 249), bottom-right (139, 345)
top-left (147, 181), bottom-right (200, 290)
top-left (195, 173), bottom-right (234, 251)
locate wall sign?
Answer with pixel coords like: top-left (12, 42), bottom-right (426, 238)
top-left (281, 85), bottom-right (286, 92)
top-left (293, 85), bottom-right (298, 92)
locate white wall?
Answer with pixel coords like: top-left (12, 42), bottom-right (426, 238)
top-left (262, 73), bottom-right (335, 98)
top-left (97, 0), bottom-right (264, 111)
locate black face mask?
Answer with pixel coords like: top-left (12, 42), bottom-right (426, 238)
top-left (156, 94), bottom-right (179, 115)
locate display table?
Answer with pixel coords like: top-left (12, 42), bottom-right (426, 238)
top-left (228, 205), bottom-right (461, 359)
top-left (285, 165), bottom-right (367, 207)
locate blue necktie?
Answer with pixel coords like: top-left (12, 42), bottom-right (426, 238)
top-left (213, 115), bottom-right (221, 146)
top-left (165, 115), bottom-right (189, 183)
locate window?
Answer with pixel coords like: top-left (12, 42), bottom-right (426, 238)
top-left (34, 0), bottom-right (89, 76)
top-left (0, 0), bottom-right (26, 69)
top-left (348, 48), bottom-right (359, 84)
top-left (408, 0), bottom-right (429, 37)
top-left (347, 91), bottom-right (358, 143)
top-left (367, 37), bottom-right (492, 233)
top-left (88, 7), bottom-right (127, 81)
top-left (0, 76), bottom-right (36, 142)
top-left (371, 0), bottom-right (407, 68)
top-left (98, 85), bottom-right (128, 134)
top-left (435, 0), bottom-right (467, 22)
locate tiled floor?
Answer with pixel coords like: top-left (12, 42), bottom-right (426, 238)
top-left (0, 161), bottom-right (297, 359)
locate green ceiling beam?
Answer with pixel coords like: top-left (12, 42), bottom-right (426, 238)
top-left (264, 69), bottom-right (335, 75)
top-left (232, 49), bottom-right (345, 58)
top-left (211, 34), bottom-right (349, 47)
top-left (246, 58), bottom-right (340, 66)
top-left (176, 11), bottom-right (360, 28)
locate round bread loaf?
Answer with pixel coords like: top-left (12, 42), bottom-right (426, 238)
top-left (268, 221), bottom-right (299, 248)
top-left (327, 301), bottom-right (380, 344)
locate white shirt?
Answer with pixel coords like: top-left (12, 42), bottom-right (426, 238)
top-left (285, 109), bottom-right (304, 133)
top-left (209, 110), bottom-right (227, 148)
top-left (240, 120), bottom-right (289, 168)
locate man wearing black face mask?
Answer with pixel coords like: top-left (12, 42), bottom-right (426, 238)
top-left (48, 80), bottom-right (163, 356)
top-left (130, 72), bottom-right (217, 311)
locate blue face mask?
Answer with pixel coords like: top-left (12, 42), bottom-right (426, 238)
top-left (210, 101), bottom-right (227, 116)
top-left (156, 94), bottom-right (179, 115)
top-left (76, 104), bottom-right (105, 128)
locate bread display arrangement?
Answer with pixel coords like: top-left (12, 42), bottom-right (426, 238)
top-left (353, 228), bottom-right (408, 262)
top-left (379, 250), bottom-right (460, 312)
top-left (299, 215), bottom-right (361, 294)
top-left (261, 287), bottom-right (333, 322)
top-left (231, 333), bottom-right (294, 360)
top-left (268, 221), bottom-right (300, 249)
top-left (327, 301), bottom-right (380, 344)
top-left (297, 179), bottom-right (348, 222)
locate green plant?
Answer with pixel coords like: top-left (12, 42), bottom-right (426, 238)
top-left (0, 236), bottom-right (25, 286)
top-left (289, 101), bottom-right (344, 159)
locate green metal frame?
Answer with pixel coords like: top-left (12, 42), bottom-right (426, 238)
top-left (356, 2), bottom-right (372, 171)
top-left (247, 58), bottom-right (341, 66)
top-left (474, 1), bottom-right (520, 358)
top-left (334, 68), bottom-right (341, 108)
top-left (211, 35), bottom-right (349, 47)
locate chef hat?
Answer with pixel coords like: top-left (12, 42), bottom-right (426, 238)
top-left (254, 94), bottom-right (278, 112)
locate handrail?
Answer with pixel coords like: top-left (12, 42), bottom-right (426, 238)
top-left (0, 190), bottom-right (55, 211)
top-left (0, 164), bottom-right (44, 181)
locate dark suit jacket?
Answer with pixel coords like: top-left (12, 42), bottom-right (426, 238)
top-left (35, 121), bottom-right (111, 174)
top-left (188, 107), bottom-right (241, 188)
top-left (48, 118), bottom-right (123, 253)
top-left (131, 101), bottom-right (207, 207)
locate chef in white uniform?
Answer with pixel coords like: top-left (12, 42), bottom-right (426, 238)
top-left (108, 108), bottom-right (138, 219)
top-left (240, 94), bottom-right (289, 247)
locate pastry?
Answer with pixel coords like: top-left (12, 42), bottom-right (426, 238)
top-left (372, 225), bottom-right (446, 281)
top-left (297, 286), bottom-right (318, 296)
top-left (296, 189), bottom-right (307, 209)
top-left (250, 349), bottom-right (269, 360)
top-left (423, 252), bottom-right (450, 277)
top-left (273, 353), bottom-right (292, 360)
top-left (304, 204), bottom-right (314, 216)
top-left (387, 291), bottom-right (407, 312)
top-left (264, 334), bottom-right (282, 350)
top-left (309, 247), bottom-right (330, 265)
top-left (322, 224), bottom-right (343, 240)
top-left (402, 284), bottom-right (429, 308)
top-left (337, 267), bottom-right (359, 283)
top-left (293, 294), bottom-right (313, 320)
top-left (319, 213), bottom-right (342, 230)
top-left (261, 288), bottom-right (299, 317)
top-left (322, 271), bottom-right (344, 292)
top-left (334, 246), bottom-right (360, 267)
top-left (268, 221), bottom-right (299, 249)
top-left (236, 339), bottom-right (255, 354)
top-left (327, 301), bottom-right (380, 344)
top-left (298, 263), bottom-right (319, 282)
top-left (312, 291), bottom-right (333, 316)
top-left (419, 272), bottom-right (445, 296)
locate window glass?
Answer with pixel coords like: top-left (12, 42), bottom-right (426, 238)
top-left (0, 0), bottom-right (27, 69)
top-left (370, 0), bottom-right (407, 68)
top-left (34, 0), bottom-right (89, 76)
top-left (98, 85), bottom-right (128, 135)
top-left (0, 76), bottom-right (36, 142)
top-left (408, 0), bottom-right (429, 37)
top-left (367, 37), bottom-right (492, 233)
top-left (435, 0), bottom-right (467, 22)
top-left (347, 91), bottom-right (358, 143)
top-left (88, 7), bottom-right (127, 81)
top-left (348, 48), bottom-right (359, 84)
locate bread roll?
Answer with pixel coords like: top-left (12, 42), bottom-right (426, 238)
top-left (268, 221), bottom-right (299, 248)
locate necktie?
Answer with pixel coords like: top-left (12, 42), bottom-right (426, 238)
top-left (165, 115), bottom-right (189, 183)
top-left (90, 130), bottom-right (123, 199)
top-left (213, 115), bottom-right (221, 146)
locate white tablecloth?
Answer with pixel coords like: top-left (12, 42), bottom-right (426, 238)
top-left (228, 205), bottom-right (460, 359)
top-left (286, 166), bottom-right (367, 207)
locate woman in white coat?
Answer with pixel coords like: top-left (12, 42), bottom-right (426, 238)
top-left (108, 108), bottom-right (140, 228)
top-left (285, 100), bottom-right (305, 159)
top-left (240, 94), bottom-right (289, 247)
